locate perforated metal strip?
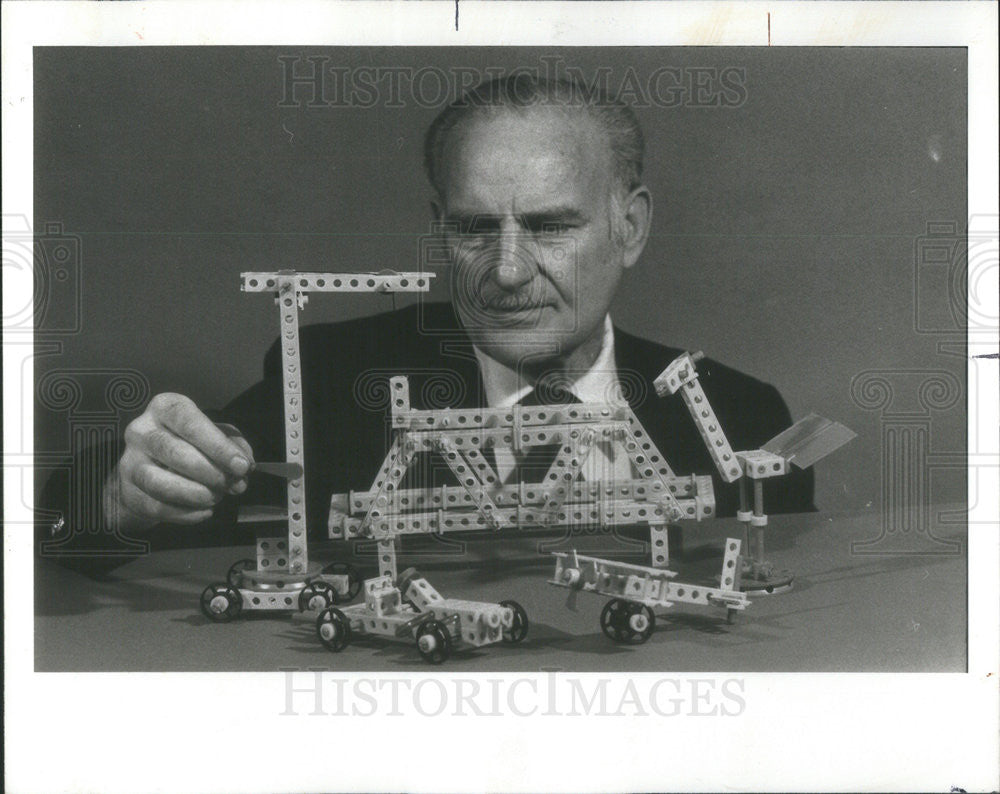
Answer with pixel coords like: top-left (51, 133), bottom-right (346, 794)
top-left (617, 423), bottom-right (685, 521)
top-left (539, 427), bottom-right (596, 519)
top-left (276, 276), bottom-right (308, 572)
top-left (350, 498), bottom-right (677, 537)
top-left (361, 436), bottom-right (412, 534)
top-left (341, 476), bottom-right (694, 514)
top-left (678, 378), bottom-right (741, 483)
top-left (243, 271), bottom-right (433, 293)
top-left (435, 438), bottom-right (504, 529)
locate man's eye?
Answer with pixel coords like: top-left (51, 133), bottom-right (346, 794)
top-left (523, 220), bottom-right (572, 235)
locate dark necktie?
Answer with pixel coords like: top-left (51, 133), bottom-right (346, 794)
top-left (511, 383), bottom-right (582, 483)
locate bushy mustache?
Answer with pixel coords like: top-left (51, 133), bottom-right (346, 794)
top-left (478, 292), bottom-right (544, 311)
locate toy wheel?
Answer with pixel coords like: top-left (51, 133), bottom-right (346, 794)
top-left (299, 581), bottom-right (336, 612)
top-left (316, 607), bottom-right (352, 652)
top-left (226, 558), bottom-right (256, 588)
top-left (499, 599), bottom-right (529, 643)
top-left (726, 608), bottom-right (739, 625)
top-left (200, 583), bottom-right (243, 622)
top-left (600, 599), bottom-right (655, 644)
top-left (415, 619), bottom-right (452, 664)
top-left (321, 562), bottom-right (362, 602)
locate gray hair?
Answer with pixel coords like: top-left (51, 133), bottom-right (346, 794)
top-left (423, 73), bottom-right (645, 199)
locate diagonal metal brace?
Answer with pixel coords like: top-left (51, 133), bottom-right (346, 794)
top-left (435, 437), bottom-right (504, 529)
top-left (361, 436), bottom-right (416, 535)
top-left (539, 427), bottom-right (597, 521)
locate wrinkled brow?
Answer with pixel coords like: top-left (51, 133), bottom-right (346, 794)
top-left (445, 208), bottom-right (587, 233)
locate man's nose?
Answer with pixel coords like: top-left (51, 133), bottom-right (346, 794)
top-left (490, 227), bottom-right (535, 291)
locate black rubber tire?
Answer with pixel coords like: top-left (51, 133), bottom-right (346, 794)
top-left (200, 583), bottom-right (243, 623)
top-left (316, 607), bottom-right (352, 652)
top-left (298, 581), bottom-right (336, 612)
top-left (415, 619), bottom-right (452, 664)
top-left (600, 598), bottom-right (655, 644)
top-left (499, 599), bottom-right (529, 643)
top-left (321, 562), bottom-right (363, 602)
top-left (226, 559), bottom-right (256, 588)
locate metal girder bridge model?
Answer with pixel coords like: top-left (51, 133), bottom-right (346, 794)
top-left (327, 375), bottom-right (720, 579)
top-left (200, 269), bottom-right (854, 656)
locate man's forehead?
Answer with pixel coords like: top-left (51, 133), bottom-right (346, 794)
top-left (438, 107), bottom-right (613, 212)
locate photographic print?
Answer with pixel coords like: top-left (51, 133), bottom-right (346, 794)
top-left (5, 3), bottom-right (997, 793)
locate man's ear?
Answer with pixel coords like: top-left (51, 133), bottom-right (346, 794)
top-left (618, 185), bottom-right (653, 270)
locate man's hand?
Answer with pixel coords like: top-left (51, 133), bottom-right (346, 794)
top-left (105, 393), bottom-right (255, 532)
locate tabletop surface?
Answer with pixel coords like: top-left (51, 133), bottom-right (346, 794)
top-left (34, 507), bottom-right (967, 672)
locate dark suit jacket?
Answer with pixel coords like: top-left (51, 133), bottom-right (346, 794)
top-left (39, 302), bottom-right (814, 565)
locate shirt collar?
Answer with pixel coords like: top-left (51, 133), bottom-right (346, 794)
top-left (473, 315), bottom-right (624, 407)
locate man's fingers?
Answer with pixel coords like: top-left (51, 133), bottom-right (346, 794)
top-left (141, 428), bottom-right (234, 492)
top-left (215, 422), bottom-right (254, 471)
top-left (114, 395), bottom-right (254, 530)
top-left (149, 393), bottom-right (254, 476)
top-left (130, 460), bottom-right (223, 510)
top-left (117, 473), bottom-right (214, 525)
top-left (228, 435), bottom-right (254, 462)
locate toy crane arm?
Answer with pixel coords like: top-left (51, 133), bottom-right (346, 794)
top-left (653, 351), bottom-right (743, 483)
top-left (654, 349), bottom-right (855, 592)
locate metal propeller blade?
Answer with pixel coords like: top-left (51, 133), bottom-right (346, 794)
top-left (563, 549), bottom-right (583, 611)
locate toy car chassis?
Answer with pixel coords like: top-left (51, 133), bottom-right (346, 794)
top-left (200, 558), bottom-right (362, 622)
top-left (315, 567), bottom-right (528, 664)
top-left (549, 537), bottom-right (749, 643)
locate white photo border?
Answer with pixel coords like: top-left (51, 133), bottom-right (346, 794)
top-left (3, 2), bottom-right (998, 793)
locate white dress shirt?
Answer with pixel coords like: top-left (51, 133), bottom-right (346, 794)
top-left (472, 315), bottom-right (634, 483)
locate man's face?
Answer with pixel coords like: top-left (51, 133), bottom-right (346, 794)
top-left (435, 107), bottom-right (637, 372)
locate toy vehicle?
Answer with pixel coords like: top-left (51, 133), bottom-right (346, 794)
top-left (315, 567), bottom-right (528, 664)
top-left (200, 557), bottom-right (362, 622)
top-left (549, 539), bottom-right (748, 643)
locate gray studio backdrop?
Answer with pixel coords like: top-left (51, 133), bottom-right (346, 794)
top-left (33, 46), bottom-right (968, 515)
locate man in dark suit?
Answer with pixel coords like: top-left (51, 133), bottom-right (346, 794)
top-left (98, 73), bottom-right (813, 546)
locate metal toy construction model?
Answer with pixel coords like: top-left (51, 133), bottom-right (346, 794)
top-left (200, 271), bottom-right (854, 662)
top-left (199, 271), bottom-right (433, 623)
